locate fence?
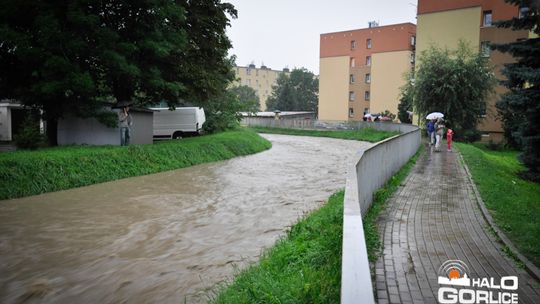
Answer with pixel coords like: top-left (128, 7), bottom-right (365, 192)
top-left (341, 123), bottom-right (420, 303)
top-left (242, 117), bottom-right (415, 132)
top-left (241, 117), bottom-right (315, 129)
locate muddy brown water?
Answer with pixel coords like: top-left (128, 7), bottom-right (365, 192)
top-left (0, 134), bottom-right (371, 303)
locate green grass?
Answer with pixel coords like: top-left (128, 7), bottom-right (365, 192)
top-left (211, 191), bottom-right (345, 304)
top-left (0, 129), bottom-right (271, 200)
top-left (249, 126), bottom-right (399, 143)
top-left (211, 148), bottom-right (423, 303)
top-left (456, 143), bottom-right (540, 267)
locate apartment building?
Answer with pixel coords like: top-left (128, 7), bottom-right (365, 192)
top-left (233, 64), bottom-right (290, 111)
top-left (417, 0), bottom-right (532, 141)
top-left (318, 22), bottom-right (416, 122)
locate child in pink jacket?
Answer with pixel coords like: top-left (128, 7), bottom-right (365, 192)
top-left (447, 128), bottom-right (454, 152)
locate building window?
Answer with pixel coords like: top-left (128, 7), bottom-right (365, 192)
top-left (350, 74), bottom-right (355, 83)
top-left (366, 38), bottom-right (372, 49)
top-left (351, 40), bottom-right (356, 50)
top-left (481, 41), bottom-right (491, 57)
top-left (364, 91), bottom-right (370, 101)
top-left (366, 56), bottom-right (371, 66)
top-left (246, 68), bottom-right (251, 75)
top-left (519, 6), bottom-right (529, 18)
top-left (350, 57), bottom-right (356, 67)
top-left (365, 73), bottom-right (371, 83)
top-left (410, 53), bottom-right (415, 64)
top-left (349, 108), bottom-right (354, 117)
top-left (349, 91), bottom-right (356, 101)
top-left (483, 10), bottom-right (492, 27)
top-left (411, 36), bottom-right (416, 46)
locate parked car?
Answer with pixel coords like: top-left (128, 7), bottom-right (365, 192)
top-left (150, 107), bottom-right (206, 139)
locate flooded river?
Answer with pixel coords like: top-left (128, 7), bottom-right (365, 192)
top-left (0, 134), bottom-right (370, 303)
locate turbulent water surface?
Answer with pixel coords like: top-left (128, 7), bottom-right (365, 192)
top-left (0, 134), bottom-right (371, 303)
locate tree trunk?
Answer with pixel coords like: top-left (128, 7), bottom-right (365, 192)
top-left (46, 118), bottom-right (58, 146)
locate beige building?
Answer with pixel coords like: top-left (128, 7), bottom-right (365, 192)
top-left (318, 23), bottom-right (417, 122)
top-left (416, 0), bottom-right (530, 141)
top-left (233, 64), bottom-right (290, 111)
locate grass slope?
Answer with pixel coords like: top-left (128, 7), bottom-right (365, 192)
top-left (249, 126), bottom-right (399, 143)
top-left (0, 129), bottom-right (271, 200)
top-left (212, 191), bottom-right (345, 304)
top-left (456, 143), bottom-right (540, 266)
top-left (212, 148), bottom-right (422, 303)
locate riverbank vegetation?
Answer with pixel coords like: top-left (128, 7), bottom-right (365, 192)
top-left (249, 126), bottom-right (398, 143)
top-left (456, 143), bottom-right (540, 266)
top-left (0, 129), bottom-right (271, 200)
top-left (211, 147), bottom-right (421, 303)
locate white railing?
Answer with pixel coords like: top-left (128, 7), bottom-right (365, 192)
top-left (341, 123), bottom-right (420, 303)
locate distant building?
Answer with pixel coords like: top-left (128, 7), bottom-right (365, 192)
top-left (318, 22), bottom-right (416, 122)
top-left (233, 64), bottom-right (290, 111)
top-left (416, 0), bottom-right (533, 142)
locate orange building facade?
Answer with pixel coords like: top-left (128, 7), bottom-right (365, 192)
top-left (417, 0), bottom-right (530, 142)
top-left (318, 23), bottom-right (417, 122)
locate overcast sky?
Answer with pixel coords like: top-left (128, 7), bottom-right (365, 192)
top-left (225, 0), bottom-right (418, 74)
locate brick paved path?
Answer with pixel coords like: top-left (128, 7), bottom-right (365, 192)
top-left (374, 145), bottom-right (540, 304)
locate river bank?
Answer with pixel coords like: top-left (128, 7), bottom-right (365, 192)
top-left (0, 129), bottom-right (271, 200)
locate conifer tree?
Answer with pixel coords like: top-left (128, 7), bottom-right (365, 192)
top-left (494, 0), bottom-right (540, 181)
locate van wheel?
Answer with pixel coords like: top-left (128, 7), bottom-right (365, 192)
top-left (172, 132), bottom-right (183, 139)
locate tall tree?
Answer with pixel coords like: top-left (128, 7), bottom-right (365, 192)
top-left (0, 0), bottom-right (237, 145)
top-left (229, 85), bottom-right (260, 113)
top-left (266, 68), bottom-right (318, 113)
top-left (398, 75), bottom-right (414, 124)
top-left (493, 0), bottom-right (540, 182)
top-left (413, 42), bottom-right (496, 141)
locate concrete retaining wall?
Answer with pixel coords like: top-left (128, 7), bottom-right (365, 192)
top-left (58, 110), bottom-right (153, 146)
top-left (341, 123), bottom-right (420, 303)
top-left (241, 117), bottom-right (416, 133)
top-left (241, 117), bottom-right (315, 129)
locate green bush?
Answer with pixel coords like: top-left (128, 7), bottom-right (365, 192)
top-left (456, 128), bottom-right (481, 143)
top-left (13, 115), bottom-right (44, 150)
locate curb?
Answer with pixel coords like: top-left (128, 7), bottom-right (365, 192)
top-left (457, 151), bottom-right (540, 281)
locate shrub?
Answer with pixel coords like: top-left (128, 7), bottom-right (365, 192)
top-left (13, 115), bottom-right (44, 150)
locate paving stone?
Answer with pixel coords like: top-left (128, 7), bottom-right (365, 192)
top-left (373, 145), bottom-right (540, 304)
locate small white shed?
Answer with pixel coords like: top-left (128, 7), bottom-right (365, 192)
top-left (0, 101), bottom-right (34, 141)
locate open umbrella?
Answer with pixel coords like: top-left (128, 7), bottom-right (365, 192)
top-left (426, 112), bottom-right (444, 120)
top-left (364, 113), bottom-right (372, 118)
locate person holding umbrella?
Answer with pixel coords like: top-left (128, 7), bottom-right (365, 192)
top-left (427, 119), bottom-right (435, 145)
top-left (426, 112), bottom-right (444, 150)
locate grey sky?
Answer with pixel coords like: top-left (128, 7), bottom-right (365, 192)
top-left (225, 0), bottom-right (418, 74)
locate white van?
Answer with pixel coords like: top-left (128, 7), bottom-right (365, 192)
top-left (150, 107), bottom-right (206, 139)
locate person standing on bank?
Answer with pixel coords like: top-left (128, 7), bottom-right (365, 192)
top-left (118, 106), bottom-right (132, 146)
top-left (427, 119), bottom-right (435, 145)
top-left (435, 118), bottom-right (445, 152)
top-left (447, 127), bottom-right (454, 152)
